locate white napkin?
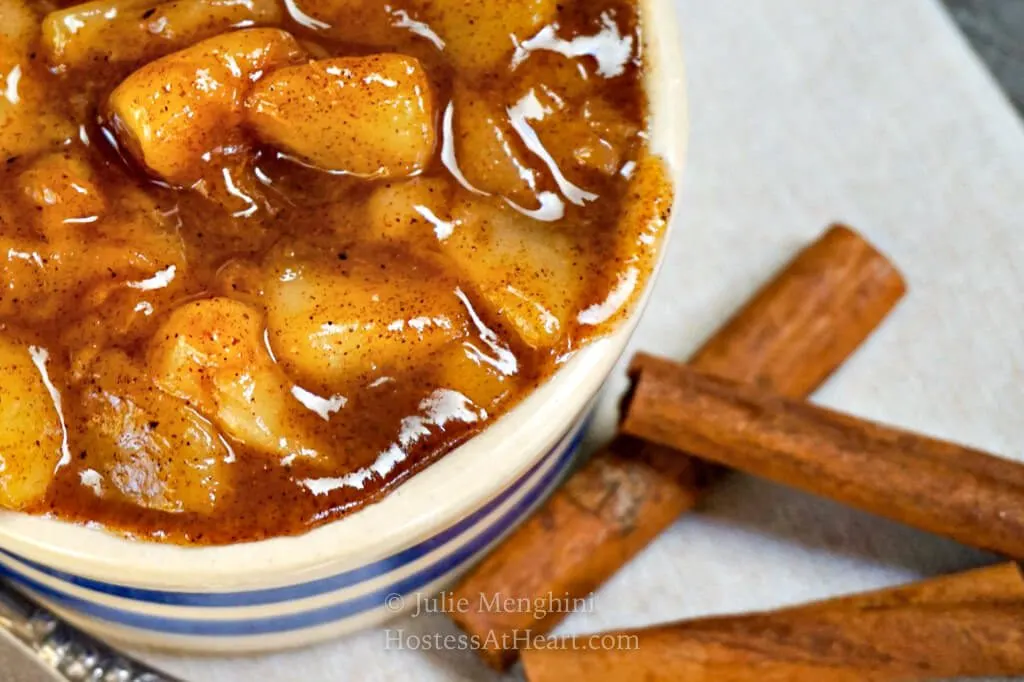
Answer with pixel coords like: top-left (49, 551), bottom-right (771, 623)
top-left (138, 0), bottom-right (1024, 679)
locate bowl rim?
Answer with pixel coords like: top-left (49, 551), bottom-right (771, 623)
top-left (0, 0), bottom-right (687, 589)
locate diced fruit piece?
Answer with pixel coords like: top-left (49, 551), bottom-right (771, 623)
top-left (42, 0), bottom-right (283, 71)
top-left (442, 196), bottom-right (582, 350)
top-left (414, 0), bottom-right (558, 73)
top-left (534, 96), bottom-right (641, 179)
top-left (287, 0), bottom-right (413, 48)
top-left (18, 152), bottom-right (106, 242)
top-left (434, 341), bottom-right (514, 414)
top-left (365, 177), bottom-right (453, 244)
top-left (0, 226), bottom-right (184, 332)
top-left (42, 0), bottom-right (154, 68)
top-left (62, 281), bottom-right (179, 381)
top-left (0, 0), bottom-right (77, 160)
top-left (148, 297), bottom-right (331, 460)
top-left (245, 54), bottom-right (435, 178)
top-left (57, 182), bottom-right (190, 352)
top-left (149, 298), bottom-right (263, 414)
top-left (0, 169), bottom-right (186, 327)
top-left (0, 89), bottom-right (76, 161)
top-left (106, 28), bottom-right (306, 185)
top-left (511, 51), bottom-right (595, 104)
top-left (451, 82), bottom-right (539, 203)
top-left (265, 245), bottom-right (468, 389)
top-left (75, 351), bottom-right (230, 514)
top-left (0, 0), bottom-right (36, 54)
top-left (0, 335), bottom-right (64, 510)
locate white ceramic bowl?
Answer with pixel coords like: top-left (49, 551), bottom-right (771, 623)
top-left (0, 0), bottom-right (685, 654)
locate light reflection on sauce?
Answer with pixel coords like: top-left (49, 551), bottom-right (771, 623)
top-left (506, 89), bottom-right (599, 206)
top-left (577, 266), bottom-right (638, 326)
top-left (512, 11), bottom-right (634, 78)
top-left (283, 0), bottom-right (330, 30)
top-left (290, 385), bottom-right (347, 421)
top-left (413, 204), bottom-right (458, 239)
top-left (454, 288), bottom-right (518, 377)
top-left (126, 264), bottom-right (177, 291)
top-left (28, 345), bottom-right (71, 468)
top-left (300, 388), bottom-right (484, 495)
top-left (79, 468), bottom-right (103, 495)
top-left (388, 7), bottom-right (445, 50)
top-left (440, 100), bottom-right (487, 195)
top-left (504, 190), bottom-right (565, 222)
top-left (3, 65), bottom-right (22, 105)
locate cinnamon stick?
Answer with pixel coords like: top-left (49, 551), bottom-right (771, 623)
top-left (449, 225), bottom-right (906, 669)
top-left (521, 562), bottom-right (1024, 681)
top-left (621, 356), bottom-right (1024, 558)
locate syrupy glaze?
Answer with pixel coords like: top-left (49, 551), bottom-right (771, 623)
top-left (0, 0), bottom-right (672, 543)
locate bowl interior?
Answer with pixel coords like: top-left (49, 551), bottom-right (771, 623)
top-left (0, 0), bottom-right (687, 589)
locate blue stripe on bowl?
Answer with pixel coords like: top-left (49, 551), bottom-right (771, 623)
top-left (0, 421), bottom-right (584, 636)
top-left (2, 418), bottom-right (587, 608)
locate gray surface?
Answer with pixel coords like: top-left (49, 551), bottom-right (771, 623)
top-left (944, 0), bottom-right (1024, 113)
top-left (0, 630), bottom-right (60, 682)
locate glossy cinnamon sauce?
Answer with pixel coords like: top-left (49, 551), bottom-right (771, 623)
top-left (0, 0), bottom-right (671, 543)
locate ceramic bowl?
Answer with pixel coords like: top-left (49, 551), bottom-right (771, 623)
top-left (0, 0), bottom-right (685, 653)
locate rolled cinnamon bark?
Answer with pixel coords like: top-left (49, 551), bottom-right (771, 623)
top-left (621, 356), bottom-right (1024, 558)
top-left (521, 562), bottom-right (1024, 682)
top-left (449, 225), bottom-right (907, 669)
top-left (687, 224), bottom-right (908, 396)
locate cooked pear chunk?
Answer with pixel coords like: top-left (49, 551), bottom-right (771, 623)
top-left (76, 351), bottom-right (230, 514)
top-left (107, 28), bottom-right (306, 185)
top-left (18, 152), bottom-right (106, 242)
top-left (245, 54), bottom-right (435, 177)
top-left (434, 341), bottom-right (514, 413)
top-left (148, 297), bottom-right (330, 461)
top-left (450, 82), bottom-right (539, 202)
top-left (0, 335), bottom-right (64, 510)
top-left (442, 197), bottom-right (582, 350)
top-left (365, 177), bottom-right (453, 244)
top-left (265, 247), bottom-right (468, 389)
top-left (42, 0), bottom-right (283, 70)
top-left (0, 0), bottom-right (77, 160)
top-left (416, 0), bottom-right (558, 73)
